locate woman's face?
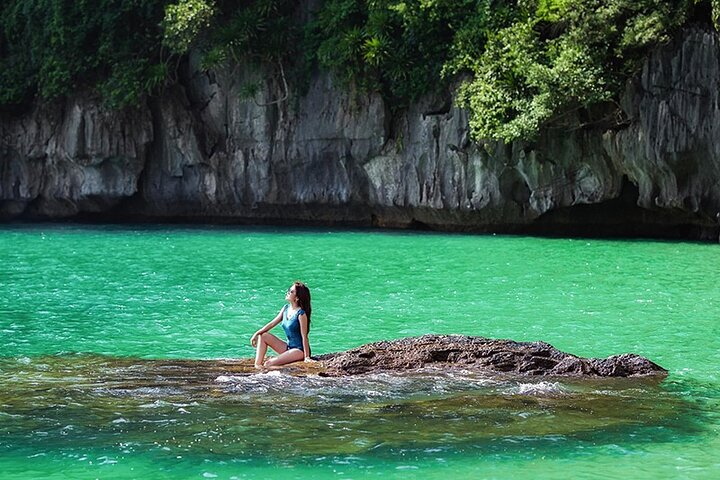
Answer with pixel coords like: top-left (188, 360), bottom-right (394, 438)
top-left (285, 285), bottom-right (297, 302)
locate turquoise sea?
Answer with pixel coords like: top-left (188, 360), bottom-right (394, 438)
top-left (1, 224), bottom-right (719, 479)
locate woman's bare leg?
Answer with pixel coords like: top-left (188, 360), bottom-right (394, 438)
top-left (264, 348), bottom-right (304, 367)
top-left (254, 332), bottom-right (287, 367)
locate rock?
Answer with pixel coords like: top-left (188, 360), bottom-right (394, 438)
top-left (0, 94), bottom-right (151, 218)
top-left (315, 334), bottom-right (667, 377)
top-left (2, 24), bottom-right (720, 240)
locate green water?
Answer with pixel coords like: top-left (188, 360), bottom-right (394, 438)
top-left (1, 224), bottom-right (719, 479)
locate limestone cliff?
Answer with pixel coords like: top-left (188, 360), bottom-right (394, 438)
top-left (2, 27), bottom-right (719, 240)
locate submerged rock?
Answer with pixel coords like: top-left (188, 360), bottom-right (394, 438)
top-left (315, 334), bottom-right (667, 377)
top-left (0, 351), bottom-right (692, 459)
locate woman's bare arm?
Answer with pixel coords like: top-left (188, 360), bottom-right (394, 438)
top-left (298, 313), bottom-right (311, 360)
top-left (250, 310), bottom-right (283, 347)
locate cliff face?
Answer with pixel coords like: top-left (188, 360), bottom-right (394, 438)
top-left (2, 28), bottom-right (719, 240)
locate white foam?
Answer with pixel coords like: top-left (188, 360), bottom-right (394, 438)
top-left (216, 368), bottom-right (522, 401)
top-left (512, 381), bottom-right (567, 395)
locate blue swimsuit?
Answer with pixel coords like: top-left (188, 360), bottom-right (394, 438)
top-left (282, 305), bottom-right (305, 351)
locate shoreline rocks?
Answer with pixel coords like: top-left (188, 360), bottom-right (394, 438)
top-left (314, 334), bottom-right (667, 378)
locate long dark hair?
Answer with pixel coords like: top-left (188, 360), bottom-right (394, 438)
top-left (293, 281), bottom-right (312, 328)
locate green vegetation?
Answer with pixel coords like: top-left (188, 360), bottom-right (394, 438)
top-left (161, 1), bottom-right (300, 68)
top-left (305, 0), bottom-right (499, 108)
top-left (453, 0), bottom-right (695, 142)
top-left (0, 0), bottom-right (299, 109)
top-left (0, 0), bottom-right (716, 142)
top-left (0, 0), bottom-right (169, 109)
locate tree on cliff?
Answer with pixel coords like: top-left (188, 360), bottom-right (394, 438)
top-left (1, 0), bottom-right (717, 144)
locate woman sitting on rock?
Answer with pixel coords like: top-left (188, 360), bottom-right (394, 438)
top-left (251, 281), bottom-right (313, 368)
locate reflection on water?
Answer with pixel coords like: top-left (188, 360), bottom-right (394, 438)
top-left (0, 355), bottom-right (706, 461)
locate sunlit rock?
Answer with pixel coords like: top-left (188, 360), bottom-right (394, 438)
top-left (316, 334), bottom-right (667, 377)
top-left (2, 26), bottom-right (719, 239)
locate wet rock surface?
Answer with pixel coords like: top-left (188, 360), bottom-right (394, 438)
top-left (314, 334), bottom-right (667, 377)
top-left (0, 351), bottom-right (693, 460)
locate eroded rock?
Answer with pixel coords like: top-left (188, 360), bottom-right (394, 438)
top-left (2, 25), bottom-right (719, 239)
top-left (315, 334), bottom-right (667, 377)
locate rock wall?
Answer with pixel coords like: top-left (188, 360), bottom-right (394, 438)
top-left (2, 27), bottom-right (720, 240)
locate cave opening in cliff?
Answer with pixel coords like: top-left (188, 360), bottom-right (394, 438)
top-left (528, 176), bottom-right (718, 241)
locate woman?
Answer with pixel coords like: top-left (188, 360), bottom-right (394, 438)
top-left (251, 281), bottom-right (313, 368)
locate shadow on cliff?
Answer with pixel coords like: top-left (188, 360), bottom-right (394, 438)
top-left (529, 177), bottom-right (720, 241)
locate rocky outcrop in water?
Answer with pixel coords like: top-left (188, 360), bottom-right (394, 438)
top-left (1, 26), bottom-right (720, 239)
top-left (315, 335), bottom-right (667, 377)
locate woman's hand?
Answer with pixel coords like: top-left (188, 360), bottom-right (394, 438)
top-left (304, 357), bottom-right (314, 363)
top-left (250, 332), bottom-right (260, 347)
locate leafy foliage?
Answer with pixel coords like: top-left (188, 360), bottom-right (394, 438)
top-left (0, 0), bottom-right (169, 108)
top-left (0, 0), bottom-right (717, 145)
top-left (161, 0), bottom-right (299, 68)
top-left (451, 0), bottom-right (693, 142)
top-left (162, 0), bottom-right (216, 55)
top-left (305, 0), bottom-right (501, 108)
top-left (304, 0), bottom-right (702, 140)
top-left (0, 0), bottom-right (298, 109)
